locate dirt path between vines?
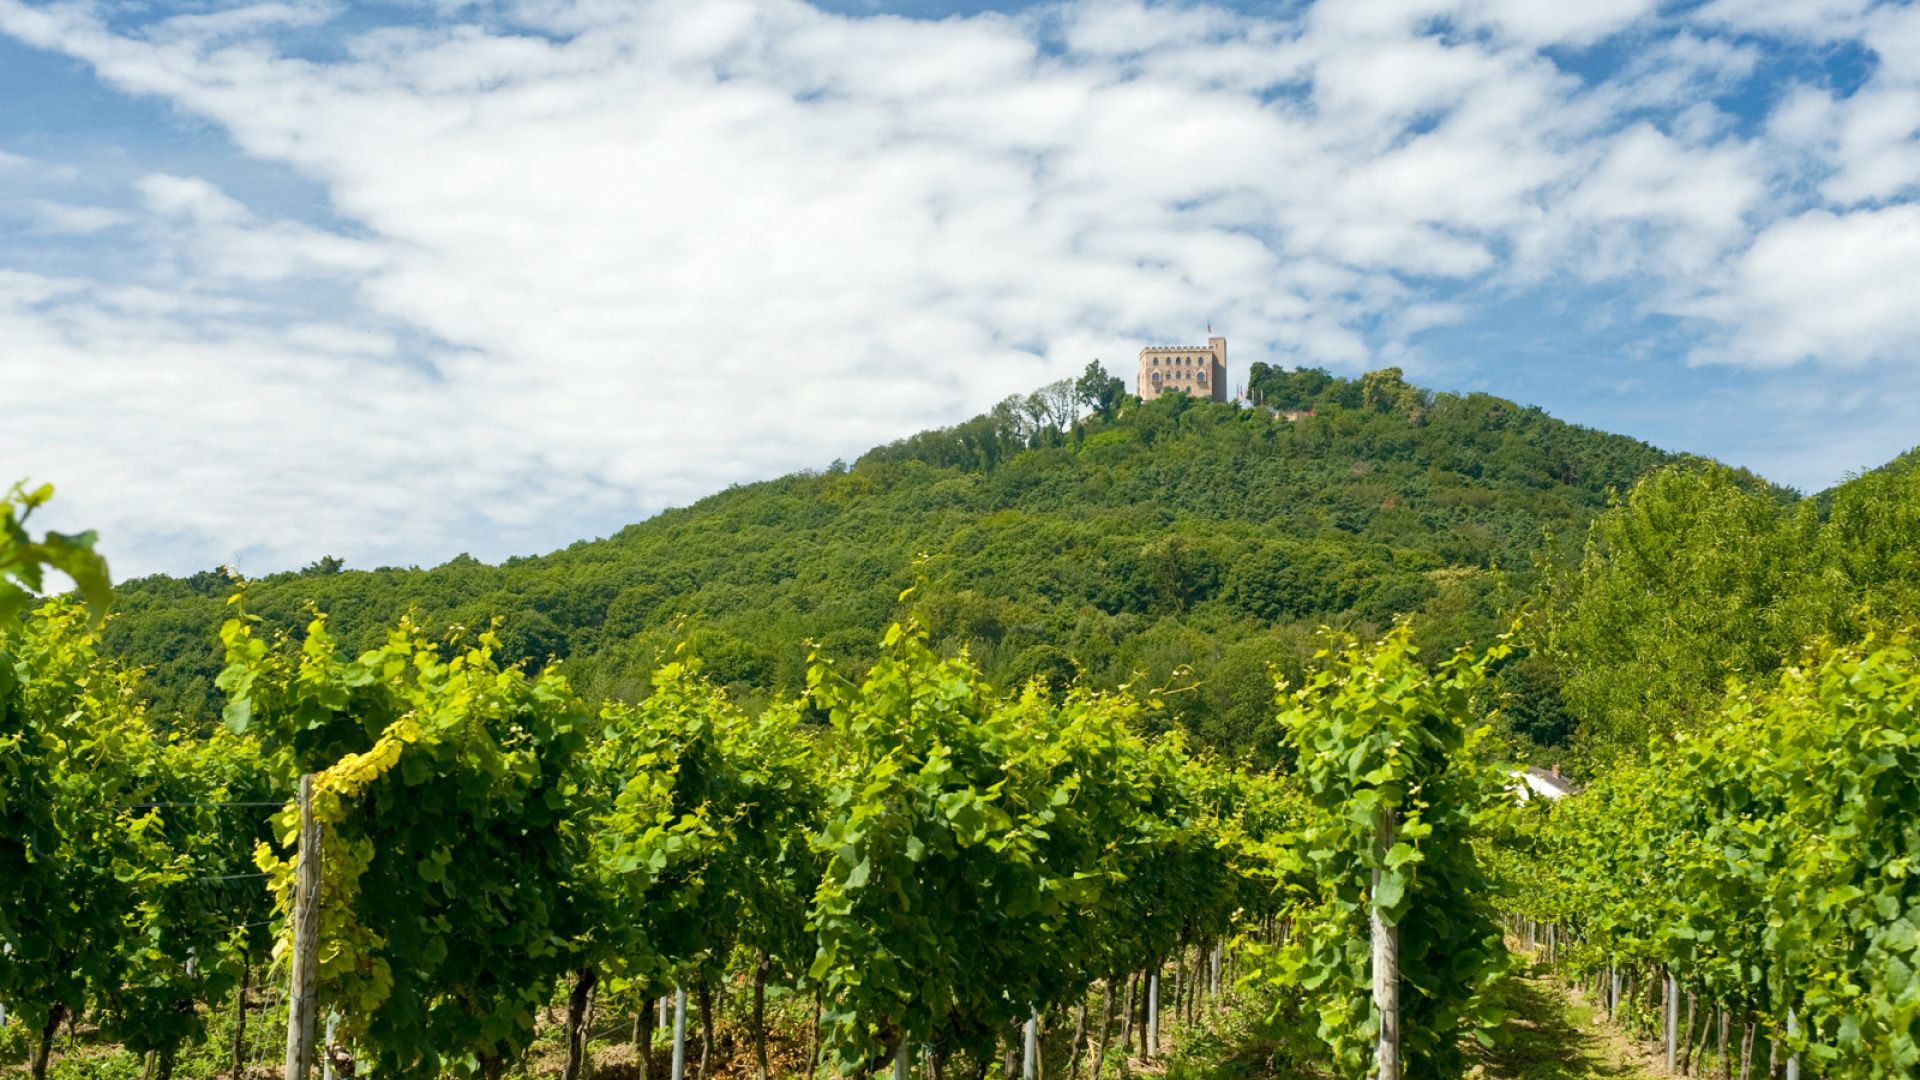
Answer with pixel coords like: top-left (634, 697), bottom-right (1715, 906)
top-left (1471, 964), bottom-right (1664, 1080)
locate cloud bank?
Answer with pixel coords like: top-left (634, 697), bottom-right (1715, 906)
top-left (1, 0), bottom-right (1915, 575)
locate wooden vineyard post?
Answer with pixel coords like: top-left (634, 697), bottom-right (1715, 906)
top-left (1146, 971), bottom-right (1160, 1056)
top-left (1022, 1006), bottom-right (1038, 1080)
top-left (1372, 809), bottom-right (1401, 1080)
top-left (285, 774), bottom-right (321, 1080)
top-left (1786, 1007), bottom-right (1800, 1080)
top-left (1665, 972), bottom-right (1678, 1072)
top-left (671, 987), bottom-right (688, 1080)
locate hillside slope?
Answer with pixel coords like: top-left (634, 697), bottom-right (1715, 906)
top-left (106, 367), bottom-right (1676, 757)
top-left (1538, 445), bottom-right (1920, 765)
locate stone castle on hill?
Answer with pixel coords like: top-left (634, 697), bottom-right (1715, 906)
top-left (1137, 335), bottom-right (1227, 403)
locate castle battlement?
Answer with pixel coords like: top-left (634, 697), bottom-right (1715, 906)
top-left (1138, 335), bottom-right (1227, 403)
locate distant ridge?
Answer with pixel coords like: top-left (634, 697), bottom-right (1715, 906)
top-left (108, 365), bottom-right (1680, 757)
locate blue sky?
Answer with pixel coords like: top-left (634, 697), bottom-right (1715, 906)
top-left (1, 0), bottom-right (1916, 578)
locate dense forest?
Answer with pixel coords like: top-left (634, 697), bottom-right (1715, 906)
top-left (1536, 449), bottom-right (1920, 766)
top-left (102, 364), bottom-right (1678, 760)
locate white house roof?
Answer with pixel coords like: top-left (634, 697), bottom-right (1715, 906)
top-left (1510, 766), bottom-right (1578, 803)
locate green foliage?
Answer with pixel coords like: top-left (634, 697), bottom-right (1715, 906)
top-left (806, 616), bottom-right (1091, 1069)
top-left (1075, 361), bottom-right (1128, 421)
top-left (220, 610), bottom-right (592, 1078)
top-left (0, 602), bottom-right (155, 1075)
top-left (104, 371), bottom-right (1671, 764)
top-left (1540, 457), bottom-right (1920, 763)
top-left (0, 602), bottom-right (263, 1078)
top-left (1258, 625), bottom-right (1514, 1078)
top-left (15, 383), bottom-right (1920, 1080)
top-left (102, 730), bottom-right (270, 1074)
top-left (1508, 632), bottom-right (1920, 1075)
top-left (581, 657), bottom-right (820, 1006)
top-left (805, 613), bottom-right (1280, 1073)
top-left (0, 482), bottom-right (110, 623)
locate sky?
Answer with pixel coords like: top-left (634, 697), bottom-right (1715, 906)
top-left (1, 0), bottom-right (1917, 579)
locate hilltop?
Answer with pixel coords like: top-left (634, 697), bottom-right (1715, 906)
top-left (104, 366), bottom-right (1678, 758)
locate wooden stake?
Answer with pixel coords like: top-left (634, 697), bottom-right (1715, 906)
top-left (285, 775), bottom-right (321, 1080)
top-left (1371, 810), bottom-right (1400, 1080)
top-left (1785, 1007), bottom-right (1800, 1080)
top-left (1146, 972), bottom-right (1160, 1057)
top-left (1022, 1006), bottom-right (1038, 1080)
top-left (1665, 972), bottom-right (1678, 1072)
top-left (671, 987), bottom-right (687, 1080)
top-left (232, 961), bottom-right (250, 1080)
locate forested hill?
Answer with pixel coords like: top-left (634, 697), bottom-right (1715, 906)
top-left (1536, 442), bottom-right (1920, 767)
top-left (105, 365), bottom-right (1676, 758)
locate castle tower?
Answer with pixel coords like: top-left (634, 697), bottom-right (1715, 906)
top-left (1137, 334), bottom-right (1227, 402)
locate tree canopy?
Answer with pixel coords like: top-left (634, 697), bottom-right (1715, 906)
top-left (102, 368), bottom-right (1673, 763)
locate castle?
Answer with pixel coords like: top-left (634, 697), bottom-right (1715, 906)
top-left (1137, 335), bottom-right (1227, 403)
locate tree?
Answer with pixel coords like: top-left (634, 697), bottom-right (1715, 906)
top-left (1075, 361), bottom-right (1128, 420)
top-left (1539, 463), bottom-right (1826, 762)
top-left (1360, 367), bottom-right (1421, 414)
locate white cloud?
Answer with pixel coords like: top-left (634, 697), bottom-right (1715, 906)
top-left (1467, 0), bottom-right (1658, 48)
top-left (1683, 204), bottom-right (1920, 367)
top-left (146, 1), bottom-right (339, 45)
top-left (1691, 0), bottom-right (1878, 40)
top-left (138, 173), bottom-right (385, 283)
top-left (1866, 2), bottom-right (1920, 82)
top-left (0, 0), bottom-right (1914, 574)
top-left (1556, 125), bottom-right (1764, 277)
top-left (27, 199), bottom-right (131, 235)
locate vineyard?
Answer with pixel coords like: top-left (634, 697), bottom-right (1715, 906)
top-left (1503, 634), bottom-right (1920, 1078)
top-left (7, 452), bottom-right (1920, 1080)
